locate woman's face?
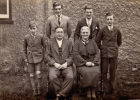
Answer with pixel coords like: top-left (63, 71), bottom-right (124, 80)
top-left (80, 27), bottom-right (90, 40)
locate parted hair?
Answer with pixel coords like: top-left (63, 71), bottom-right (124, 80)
top-left (53, 2), bottom-right (63, 9)
top-left (84, 4), bottom-right (93, 10)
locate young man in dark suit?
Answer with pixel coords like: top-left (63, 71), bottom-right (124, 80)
top-left (74, 5), bottom-right (100, 41)
top-left (96, 12), bottom-right (122, 94)
top-left (46, 26), bottom-right (74, 100)
top-left (46, 2), bottom-right (72, 40)
top-left (23, 21), bottom-right (46, 96)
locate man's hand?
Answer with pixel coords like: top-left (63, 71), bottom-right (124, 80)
top-left (61, 62), bottom-right (68, 69)
top-left (86, 62), bottom-right (92, 67)
top-left (54, 63), bottom-right (61, 69)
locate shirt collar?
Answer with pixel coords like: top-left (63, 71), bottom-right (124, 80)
top-left (86, 17), bottom-right (92, 21)
top-left (107, 25), bottom-right (113, 30)
top-left (81, 39), bottom-right (89, 45)
top-left (55, 14), bottom-right (62, 18)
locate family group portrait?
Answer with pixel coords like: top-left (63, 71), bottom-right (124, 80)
top-left (0, 0), bottom-right (140, 100)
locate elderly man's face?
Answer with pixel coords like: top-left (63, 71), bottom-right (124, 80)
top-left (81, 27), bottom-right (90, 40)
top-left (85, 9), bottom-right (93, 19)
top-left (55, 27), bottom-right (64, 40)
top-left (54, 5), bottom-right (62, 16)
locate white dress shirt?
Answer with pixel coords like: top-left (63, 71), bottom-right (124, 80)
top-left (108, 25), bottom-right (113, 31)
top-left (56, 39), bottom-right (63, 48)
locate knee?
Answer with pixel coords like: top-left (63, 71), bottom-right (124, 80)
top-left (36, 71), bottom-right (41, 79)
top-left (66, 72), bottom-right (74, 79)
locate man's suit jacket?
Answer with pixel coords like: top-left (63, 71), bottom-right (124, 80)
top-left (74, 17), bottom-right (100, 41)
top-left (96, 26), bottom-right (122, 58)
top-left (23, 33), bottom-right (46, 63)
top-left (46, 38), bottom-right (73, 67)
top-left (46, 15), bottom-right (72, 39)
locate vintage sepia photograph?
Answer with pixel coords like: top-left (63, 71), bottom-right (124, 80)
top-left (0, 0), bottom-right (140, 100)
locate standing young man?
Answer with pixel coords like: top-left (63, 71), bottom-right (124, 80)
top-left (96, 12), bottom-right (122, 94)
top-left (46, 2), bottom-right (72, 40)
top-left (74, 5), bottom-right (100, 41)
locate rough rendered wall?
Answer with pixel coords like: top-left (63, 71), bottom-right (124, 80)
top-left (0, 0), bottom-right (140, 99)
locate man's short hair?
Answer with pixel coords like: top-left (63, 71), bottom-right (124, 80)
top-left (105, 12), bottom-right (114, 17)
top-left (53, 2), bottom-right (63, 9)
top-left (29, 21), bottom-right (37, 29)
top-left (84, 4), bottom-right (93, 10)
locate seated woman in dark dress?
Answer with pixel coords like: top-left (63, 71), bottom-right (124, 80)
top-left (73, 26), bottom-right (100, 99)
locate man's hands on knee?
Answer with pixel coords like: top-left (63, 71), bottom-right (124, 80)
top-left (54, 63), bottom-right (61, 69)
top-left (86, 62), bottom-right (95, 67)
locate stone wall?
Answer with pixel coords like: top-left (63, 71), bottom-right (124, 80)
top-left (0, 0), bottom-right (140, 99)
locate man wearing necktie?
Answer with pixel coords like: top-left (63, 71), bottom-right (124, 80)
top-left (74, 4), bottom-right (100, 41)
top-left (46, 2), bottom-right (72, 40)
top-left (46, 27), bottom-right (73, 100)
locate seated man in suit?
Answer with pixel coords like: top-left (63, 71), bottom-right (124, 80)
top-left (46, 2), bottom-right (72, 40)
top-left (46, 26), bottom-right (74, 100)
top-left (74, 4), bottom-right (100, 41)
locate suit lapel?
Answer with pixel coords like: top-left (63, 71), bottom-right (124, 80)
top-left (105, 26), bottom-right (117, 41)
top-left (54, 15), bottom-right (64, 26)
top-left (83, 18), bottom-right (88, 26)
top-left (52, 39), bottom-right (59, 54)
top-left (62, 39), bottom-right (67, 54)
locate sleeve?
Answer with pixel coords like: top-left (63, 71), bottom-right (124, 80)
top-left (73, 41), bottom-right (87, 67)
top-left (46, 18), bottom-right (51, 39)
top-left (66, 40), bottom-right (73, 66)
top-left (45, 41), bottom-right (56, 66)
top-left (74, 21), bottom-right (81, 41)
top-left (92, 21), bottom-right (100, 40)
top-left (92, 40), bottom-right (100, 66)
top-left (96, 29), bottom-right (103, 50)
top-left (23, 37), bottom-right (27, 60)
top-left (67, 18), bottom-right (72, 38)
top-left (117, 29), bottom-right (122, 47)
top-left (96, 21), bottom-right (100, 37)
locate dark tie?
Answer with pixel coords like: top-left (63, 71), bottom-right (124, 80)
top-left (58, 15), bottom-right (61, 26)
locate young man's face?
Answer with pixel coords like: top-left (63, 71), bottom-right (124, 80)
top-left (54, 5), bottom-right (62, 16)
top-left (81, 27), bottom-right (90, 40)
top-left (85, 9), bottom-right (93, 19)
top-left (29, 24), bottom-right (37, 33)
top-left (55, 27), bottom-right (64, 40)
top-left (106, 15), bottom-right (114, 26)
